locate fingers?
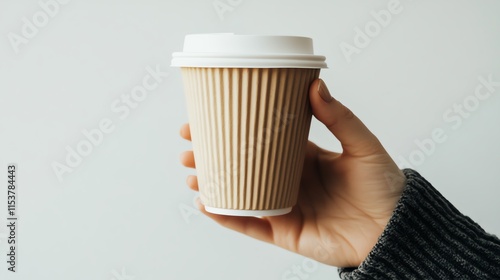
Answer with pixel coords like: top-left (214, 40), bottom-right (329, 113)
top-left (186, 175), bottom-right (198, 191)
top-left (180, 151), bottom-right (195, 168)
top-left (309, 79), bottom-right (385, 157)
top-left (180, 123), bottom-right (195, 169)
top-left (180, 123), bottom-right (198, 191)
top-left (195, 198), bottom-right (274, 244)
top-left (180, 123), bottom-right (191, 141)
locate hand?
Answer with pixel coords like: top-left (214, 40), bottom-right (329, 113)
top-left (180, 79), bottom-right (405, 268)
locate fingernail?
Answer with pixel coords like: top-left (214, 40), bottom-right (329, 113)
top-left (318, 79), bottom-right (334, 103)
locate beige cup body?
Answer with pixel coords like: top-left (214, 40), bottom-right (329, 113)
top-left (182, 67), bottom-right (320, 214)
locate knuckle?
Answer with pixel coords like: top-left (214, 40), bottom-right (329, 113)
top-left (342, 104), bottom-right (354, 120)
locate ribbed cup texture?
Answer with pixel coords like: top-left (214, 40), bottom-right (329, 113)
top-left (182, 67), bottom-right (320, 211)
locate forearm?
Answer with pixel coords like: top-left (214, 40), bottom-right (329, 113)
top-left (339, 169), bottom-right (500, 279)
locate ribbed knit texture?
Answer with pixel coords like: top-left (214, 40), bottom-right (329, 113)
top-left (338, 169), bottom-right (500, 279)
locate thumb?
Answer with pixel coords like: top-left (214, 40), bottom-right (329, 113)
top-left (309, 79), bottom-right (384, 156)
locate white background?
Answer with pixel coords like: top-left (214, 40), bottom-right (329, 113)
top-left (0, 0), bottom-right (499, 279)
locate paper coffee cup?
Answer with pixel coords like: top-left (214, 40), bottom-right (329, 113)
top-left (172, 34), bottom-right (327, 216)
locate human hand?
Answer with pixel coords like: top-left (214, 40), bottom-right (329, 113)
top-left (180, 79), bottom-right (405, 268)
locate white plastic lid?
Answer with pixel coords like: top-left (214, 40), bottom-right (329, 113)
top-left (171, 34), bottom-right (327, 69)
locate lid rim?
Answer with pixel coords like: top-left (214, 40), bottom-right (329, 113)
top-left (171, 58), bottom-right (328, 68)
top-left (172, 52), bottom-right (326, 59)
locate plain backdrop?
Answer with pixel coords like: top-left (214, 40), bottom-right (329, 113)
top-left (0, 0), bottom-right (499, 279)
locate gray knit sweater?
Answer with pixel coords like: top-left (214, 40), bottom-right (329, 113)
top-left (338, 169), bottom-right (500, 279)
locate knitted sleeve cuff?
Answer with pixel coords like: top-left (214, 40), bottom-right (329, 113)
top-left (338, 169), bottom-right (500, 280)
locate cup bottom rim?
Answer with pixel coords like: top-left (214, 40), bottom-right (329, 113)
top-left (205, 206), bottom-right (292, 217)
